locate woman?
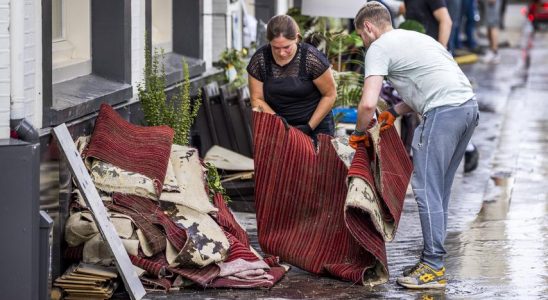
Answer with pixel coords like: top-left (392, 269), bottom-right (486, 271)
top-left (246, 15), bottom-right (337, 137)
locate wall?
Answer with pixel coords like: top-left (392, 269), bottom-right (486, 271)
top-left (24, 0), bottom-right (38, 126)
top-left (0, 0), bottom-right (10, 138)
top-left (131, 0), bottom-right (145, 101)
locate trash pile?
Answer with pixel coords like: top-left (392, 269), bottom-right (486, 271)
top-left (56, 104), bottom-right (285, 297)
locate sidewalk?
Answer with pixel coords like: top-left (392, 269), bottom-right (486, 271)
top-left (146, 5), bottom-right (547, 300)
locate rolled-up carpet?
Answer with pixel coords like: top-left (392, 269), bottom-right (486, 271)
top-left (84, 103), bottom-right (174, 196)
top-left (253, 112), bottom-right (412, 286)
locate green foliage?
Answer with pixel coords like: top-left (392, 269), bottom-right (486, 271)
top-left (326, 31), bottom-right (363, 60)
top-left (138, 43), bottom-right (201, 145)
top-left (333, 70), bottom-right (363, 107)
top-left (204, 162), bottom-right (231, 204)
top-left (398, 20), bottom-right (426, 34)
top-left (216, 48), bottom-right (248, 88)
top-left (287, 7), bottom-right (319, 33)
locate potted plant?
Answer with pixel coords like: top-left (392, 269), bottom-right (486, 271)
top-left (137, 45), bottom-right (201, 146)
top-left (215, 48), bottom-right (248, 89)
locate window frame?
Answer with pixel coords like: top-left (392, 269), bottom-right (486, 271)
top-left (42, 0), bottom-right (133, 128)
top-left (146, 0), bottom-right (205, 87)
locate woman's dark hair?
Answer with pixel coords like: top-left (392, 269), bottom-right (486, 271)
top-left (266, 15), bottom-right (301, 42)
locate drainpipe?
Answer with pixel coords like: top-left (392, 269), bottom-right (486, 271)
top-left (10, 0), bottom-right (38, 142)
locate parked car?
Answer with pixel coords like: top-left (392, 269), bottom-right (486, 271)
top-left (529, 0), bottom-right (548, 30)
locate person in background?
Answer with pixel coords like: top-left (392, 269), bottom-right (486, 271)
top-left (461, 0), bottom-right (479, 52)
top-left (350, 2), bottom-right (479, 289)
top-left (246, 15), bottom-right (337, 137)
top-left (499, 0), bottom-right (507, 29)
top-left (481, 0), bottom-right (502, 64)
top-left (404, 0), bottom-right (453, 47)
top-left (446, 0), bottom-right (462, 54)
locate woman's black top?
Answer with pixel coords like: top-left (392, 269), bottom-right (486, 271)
top-left (246, 43), bottom-right (335, 136)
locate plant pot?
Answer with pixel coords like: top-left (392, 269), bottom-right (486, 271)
top-left (333, 106), bottom-right (358, 124)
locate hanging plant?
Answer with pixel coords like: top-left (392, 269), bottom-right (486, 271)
top-left (215, 48), bottom-right (248, 88)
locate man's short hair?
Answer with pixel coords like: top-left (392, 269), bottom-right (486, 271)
top-left (354, 1), bottom-right (392, 29)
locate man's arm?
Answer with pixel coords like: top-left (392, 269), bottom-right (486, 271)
top-left (433, 7), bottom-right (452, 48)
top-left (356, 75), bottom-right (384, 132)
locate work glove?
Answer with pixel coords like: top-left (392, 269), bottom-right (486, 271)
top-left (294, 124), bottom-right (313, 136)
top-left (349, 130), bottom-right (370, 149)
top-left (378, 107), bottom-right (399, 132)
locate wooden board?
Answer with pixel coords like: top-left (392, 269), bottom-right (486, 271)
top-left (53, 124), bottom-right (146, 300)
top-left (204, 145), bottom-right (254, 171)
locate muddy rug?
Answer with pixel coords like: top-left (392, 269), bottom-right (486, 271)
top-left (253, 112), bottom-right (412, 286)
top-left (84, 103), bottom-right (174, 197)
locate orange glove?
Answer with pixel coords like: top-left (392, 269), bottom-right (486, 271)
top-left (349, 131), bottom-right (370, 149)
top-left (378, 107), bottom-right (399, 132)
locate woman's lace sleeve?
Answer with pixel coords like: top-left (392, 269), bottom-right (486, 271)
top-left (305, 44), bottom-right (331, 80)
top-left (246, 49), bottom-right (265, 82)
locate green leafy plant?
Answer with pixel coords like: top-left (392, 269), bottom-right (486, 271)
top-left (204, 162), bottom-right (231, 204)
top-left (398, 20), bottom-right (426, 34)
top-left (138, 43), bottom-right (201, 145)
top-left (216, 48), bottom-right (248, 88)
top-left (287, 7), bottom-right (319, 33)
top-left (333, 70), bottom-right (363, 107)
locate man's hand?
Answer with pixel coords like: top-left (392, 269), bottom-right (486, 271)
top-left (378, 107), bottom-right (399, 132)
top-left (349, 130), bottom-right (370, 149)
top-left (294, 124), bottom-right (313, 135)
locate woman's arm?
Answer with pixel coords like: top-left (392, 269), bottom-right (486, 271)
top-left (248, 75), bottom-right (276, 114)
top-left (309, 68), bottom-right (337, 129)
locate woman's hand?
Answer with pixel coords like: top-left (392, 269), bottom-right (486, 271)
top-left (249, 75), bottom-right (276, 114)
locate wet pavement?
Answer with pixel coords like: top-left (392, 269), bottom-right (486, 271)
top-left (133, 5), bottom-right (548, 300)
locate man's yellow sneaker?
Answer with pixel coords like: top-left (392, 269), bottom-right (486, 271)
top-left (396, 262), bottom-right (447, 289)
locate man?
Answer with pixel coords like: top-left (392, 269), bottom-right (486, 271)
top-left (404, 0), bottom-right (453, 47)
top-left (349, 2), bottom-right (479, 289)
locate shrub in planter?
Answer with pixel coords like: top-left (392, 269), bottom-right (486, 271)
top-left (137, 46), bottom-right (200, 146)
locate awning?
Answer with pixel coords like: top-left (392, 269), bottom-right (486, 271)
top-left (301, 0), bottom-right (365, 18)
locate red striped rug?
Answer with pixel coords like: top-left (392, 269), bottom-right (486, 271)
top-left (84, 103), bottom-right (174, 196)
top-left (253, 112), bottom-right (412, 286)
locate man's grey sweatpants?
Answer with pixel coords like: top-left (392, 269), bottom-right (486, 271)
top-left (411, 99), bottom-right (479, 270)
